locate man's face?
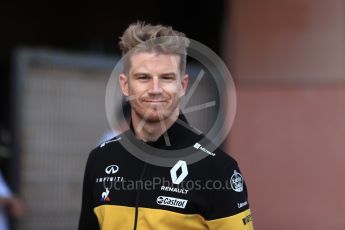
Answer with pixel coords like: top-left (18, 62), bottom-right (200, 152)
top-left (119, 52), bottom-right (188, 122)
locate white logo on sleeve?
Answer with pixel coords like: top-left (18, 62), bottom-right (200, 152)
top-left (237, 201), bottom-right (248, 208)
top-left (156, 196), bottom-right (188, 209)
top-left (170, 160), bottom-right (188, 184)
top-left (230, 170), bottom-right (244, 192)
top-left (193, 143), bottom-right (201, 149)
top-left (193, 142), bottom-right (216, 156)
top-left (100, 137), bottom-right (121, 147)
top-left (105, 165), bottom-right (119, 174)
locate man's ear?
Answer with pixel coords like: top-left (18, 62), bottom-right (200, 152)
top-left (119, 74), bottom-right (129, 96)
top-left (179, 74), bottom-right (189, 97)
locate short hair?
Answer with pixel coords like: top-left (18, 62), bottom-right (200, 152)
top-left (118, 21), bottom-right (190, 75)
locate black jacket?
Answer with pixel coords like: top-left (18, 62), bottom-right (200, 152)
top-left (78, 114), bottom-right (253, 229)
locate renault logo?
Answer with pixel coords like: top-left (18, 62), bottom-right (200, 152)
top-left (170, 160), bottom-right (188, 184)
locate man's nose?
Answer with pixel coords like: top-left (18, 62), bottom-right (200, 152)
top-left (149, 77), bottom-right (163, 94)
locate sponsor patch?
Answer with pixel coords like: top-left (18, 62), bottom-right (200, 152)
top-left (193, 142), bottom-right (216, 156)
top-left (237, 201), bottom-right (248, 208)
top-left (161, 186), bottom-right (189, 194)
top-left (100, 188), bottom-right (110, 202)
top-left (242, 214), bottom-right (253, 225)
top-left (100, 137), bottom-right (121, 147)
top-left (156, 196), bottom-right (188, 209)
top-left (170, 160), bottom-right (188, 185)
top-left (230, 170), bottom-right (244, 192)
top-left (105, 165), bottom-right (119, 174)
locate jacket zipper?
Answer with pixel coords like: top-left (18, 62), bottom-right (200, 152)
top-left (133, 162), bottom-right (147, 230)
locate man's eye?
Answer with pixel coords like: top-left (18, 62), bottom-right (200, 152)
top-left (138, 76), bottom-right (149, 80)
top-left (162, 75), bottom-right (175, 80)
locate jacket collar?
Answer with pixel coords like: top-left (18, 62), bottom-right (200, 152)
top-left (129, 113), bottom-right (198, 149)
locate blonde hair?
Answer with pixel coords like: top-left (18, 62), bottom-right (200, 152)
top-left (119, 21), bottom-right (190, 75)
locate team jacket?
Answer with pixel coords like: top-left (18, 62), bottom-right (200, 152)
top-left (78, 114), bottom-right (254, 230)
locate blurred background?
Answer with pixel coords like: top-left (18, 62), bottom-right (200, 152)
top-left (0, 0), bottom-right (344, 229)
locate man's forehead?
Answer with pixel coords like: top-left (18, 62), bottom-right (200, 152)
top-left (129, 52), bottom-right (180, 73)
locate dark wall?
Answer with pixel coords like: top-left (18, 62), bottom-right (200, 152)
top-left (0, 0), bottom-right (226, 128)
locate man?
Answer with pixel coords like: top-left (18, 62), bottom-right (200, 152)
top-left (0, 128), bottom-right (25, 230)
top-left (78, 22), bottom-right (254, 230)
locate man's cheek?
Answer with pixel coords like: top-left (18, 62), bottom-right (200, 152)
top-left (165, 84), bottom-right (179, 95)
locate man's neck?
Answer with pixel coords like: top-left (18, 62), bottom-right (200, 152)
top-left (131, 109), bottom-right (179, 142)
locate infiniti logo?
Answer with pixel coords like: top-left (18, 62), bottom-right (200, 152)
top-left (105, 165), bottom-right (119, 174)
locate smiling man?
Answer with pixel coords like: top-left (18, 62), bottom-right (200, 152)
top-left (119, 51), bottom-right (188, 142)
top-left (78, 22), bottom-right (254, 230)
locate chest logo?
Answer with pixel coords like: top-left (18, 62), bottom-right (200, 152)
top-left (156, 196), bottom-right (188, 209)
top-left (230, 170), bottom-right (244, 192)
top-left (170, 160), bottom-right (188, 185)
top-left (100, 188), bottom-right (111, 202)
top-left (105, 165), bottom-right (119, 174)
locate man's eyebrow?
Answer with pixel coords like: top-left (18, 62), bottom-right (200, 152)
top-left (132, 72), bottom-right (177, 77)
top-left (159, 72), bottom-right (177, 77)
top-left (133, 72), bottom-right (152, 77)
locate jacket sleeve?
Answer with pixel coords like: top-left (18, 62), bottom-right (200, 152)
top-left (78, 150), bottom-right (100, 230)
top-left (206, 157), bottom-right (254, 230)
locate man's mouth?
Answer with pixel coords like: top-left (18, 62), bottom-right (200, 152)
top-left (144, 101), bottom-right (166, 105)
top-left (142, 99), bottom-right (167, 103)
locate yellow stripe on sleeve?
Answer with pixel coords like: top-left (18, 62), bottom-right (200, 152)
top-left (206, 209), bottom-right (254, 230)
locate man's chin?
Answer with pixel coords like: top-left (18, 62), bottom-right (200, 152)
top-left (133, 106), bottom-right (179, 123)
top-left (140, 108), bottom-right (177, 122)
top-left (143, 113), bottom-right (168, 123)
